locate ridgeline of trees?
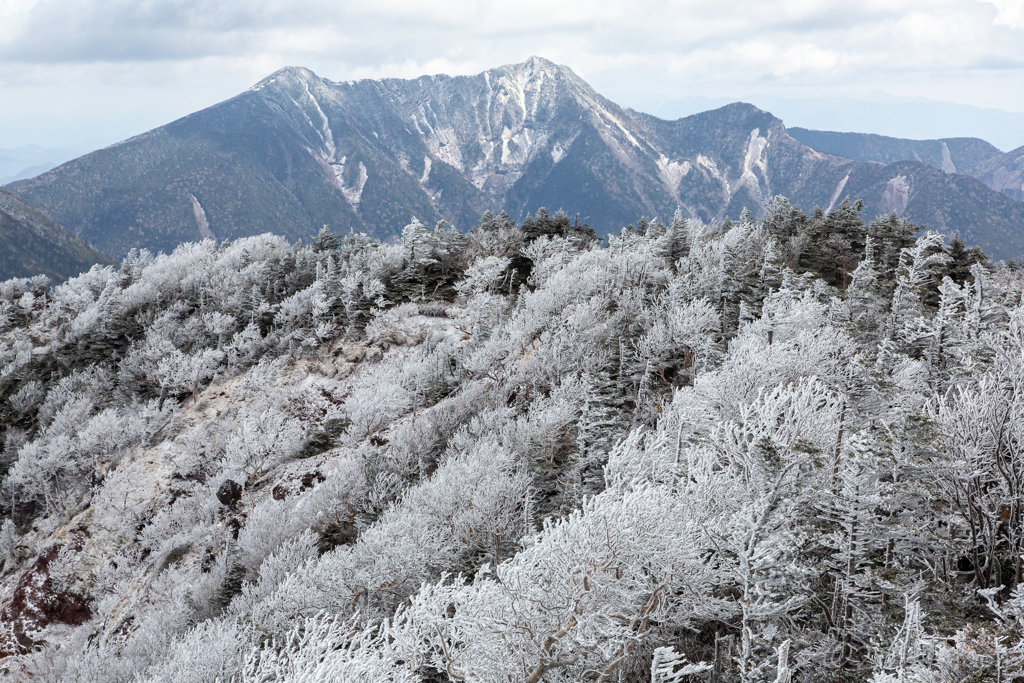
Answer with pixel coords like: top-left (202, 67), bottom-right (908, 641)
top-left (0, 198), bottom-right (1022, 682)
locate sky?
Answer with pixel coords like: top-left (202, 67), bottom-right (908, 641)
top-left (1, 0), bottom-right (1023, 154)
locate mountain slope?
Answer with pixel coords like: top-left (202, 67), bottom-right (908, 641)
top-left (795, 158), bottom-right (1024, 258)
top-left (787, 128), bottom-right (1024, 240)
top-left (0, 145), bottom-right (86, 185)
top-left (786, 128), bottom-right (1003, 177)
top-left (787, 127), bottom-right (1024, 205)
top-left (3, 214), bottom-right (1024, 679)
top-left (8, 58), bottom-right (1024, 259)
top-left (977, 145), bottom-right (1024, 202)
top-left (0, 188), bottom-right (112, 281)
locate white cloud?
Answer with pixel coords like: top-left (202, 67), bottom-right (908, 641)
top-left (0, 0), bottom-right (1022, 147)
top-left (980, 0), bottom-right (1024, 29)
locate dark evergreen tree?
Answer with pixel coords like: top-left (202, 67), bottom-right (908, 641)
top-left (519, 207), bottom-right (596, 244)
top-left (797, 198), bottom-right (866, 289)
top-left (666, 208), bottom-right (691, 263)
top-left (312, 226), bottom-right (342, 253)
top-left (761, 195), bottom-right (809, 270)
top-left (945, 235), bottom-right (989, 285)
top-left (866, 212), bottom-right (919, 288)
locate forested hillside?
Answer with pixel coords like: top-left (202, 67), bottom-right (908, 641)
top-left (1, 197), bottom-right (1023, 682)
top-left (0, 188), bottom-right (112, 282)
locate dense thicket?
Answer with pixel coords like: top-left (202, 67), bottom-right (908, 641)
top-left (0, 199), bottom-right (1023, 683)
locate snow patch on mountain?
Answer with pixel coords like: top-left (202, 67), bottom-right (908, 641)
top-left (603, 109), bottom-right (643, 151)
top-left (330, 156), bottom-right (368, 209)
top-left (330, 157), bottom-right (345, 187)
top-left (409, 114), bottom-right (426, 137)
top-left (881, 174), bottom-right (912, 215)
top-left (551, 133), bottom-right (579, 165)
top-left (344, 163), bottom-right (368, 208)
top-left (303, 83), bottom-right (336, 161)
top-left (551, 143), bottom-right (568, 165)
top-left (657, 155), bottom-right (691, 199)
top-left (290, 97), bottom-right (320, 147)
top-left (696, 155), bottom-right (724, 182)
top-left (423, 123), bottom-right (464, 172)
top-left (739, 129), bottom-right (770, 201)
top-left (188, 194), bottom-right (214, 240)
top-left (528, 69), bottom-right (545, 118)
top-left (578, 92), bottom-right (645, 156)
top-left (941, 142), bottom-right (956, 174)
top-left (826, 174), bottom-right (850, 214)
top-left (499, 126), bottom-right (543, 169)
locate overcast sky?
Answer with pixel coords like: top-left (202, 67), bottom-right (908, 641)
top-left (1, 0), bottom-right (1023, 151)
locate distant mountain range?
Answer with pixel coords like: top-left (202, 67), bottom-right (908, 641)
top-left (0, 188), bottom-right (111, 281)
top-left (0, 145), bottom-right (91, 185)
top-left (6, 57), bottom-right (1024, 260)
top-left (641, 95), bottom-right (1024, 153)
top-left (788, 128), bottom-right (1024, 203)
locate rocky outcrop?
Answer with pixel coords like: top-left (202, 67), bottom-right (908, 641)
top-left (978, 145), bottom-right (1024, 202)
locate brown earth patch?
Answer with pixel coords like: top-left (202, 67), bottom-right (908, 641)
top-left (0, 544), bottom-right (92, 658)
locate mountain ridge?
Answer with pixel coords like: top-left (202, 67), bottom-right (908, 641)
top-left (0, 188), bottom-right (112, 281)
top-left (8, 57), bottom-right (1024, 259)
top-left (788, 127), bottom-right (1024, 203)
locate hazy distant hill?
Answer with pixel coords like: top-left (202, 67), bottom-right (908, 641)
top-left (0, 144), bottom-right (91, 185)
top-left (789, 128), bottom-right (1024, 205)
top-left (0, 188), bottom-right (112, 281)
top-left (977, 145), bottom-right (1024, 203)
top-left (787, 128), bottom-right (1001, 176)
top-left (8, 57), bottom-right (1024, 258)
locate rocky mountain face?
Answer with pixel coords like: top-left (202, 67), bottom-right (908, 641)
top-left (977, 145), bottom-right (1024, 202)
top-left (0, 188), bottom-right (111, 282)
top-left (789, 127), bottom-right (1024, 205)
top-left (8, 57), bottom-right (1024, 259)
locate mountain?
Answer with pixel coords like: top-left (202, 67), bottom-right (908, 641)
top-left (644, 95), bottom-right (1024, 153)
top-left (0, 145), bottom-right (92, 185)
top-left (8, 57), bottom-right (1024, 259)
top-left (0, 188), bottom-right (112, 281)
top-left (977, 145), bottom-right (1024, 202)
top-left (788, 128), bottom-right (1024, 204)
top-left (786, 128), bottom-right (1002, 177)
top-left (0, 163), bottom-right (59, 185)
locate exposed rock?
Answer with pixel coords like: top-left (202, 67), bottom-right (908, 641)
top-left (216, 480), bottom-right (243, 507)
top-left (299, 471), bottom-right (326, 492)
top-left (338, 343), bottom-right (368, 362)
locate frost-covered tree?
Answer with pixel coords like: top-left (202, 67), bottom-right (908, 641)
top-left (1, 199), bottom-right (1022, 683)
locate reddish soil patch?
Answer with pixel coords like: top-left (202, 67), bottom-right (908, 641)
top-left (0, 544), bottom-right (92, 657)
